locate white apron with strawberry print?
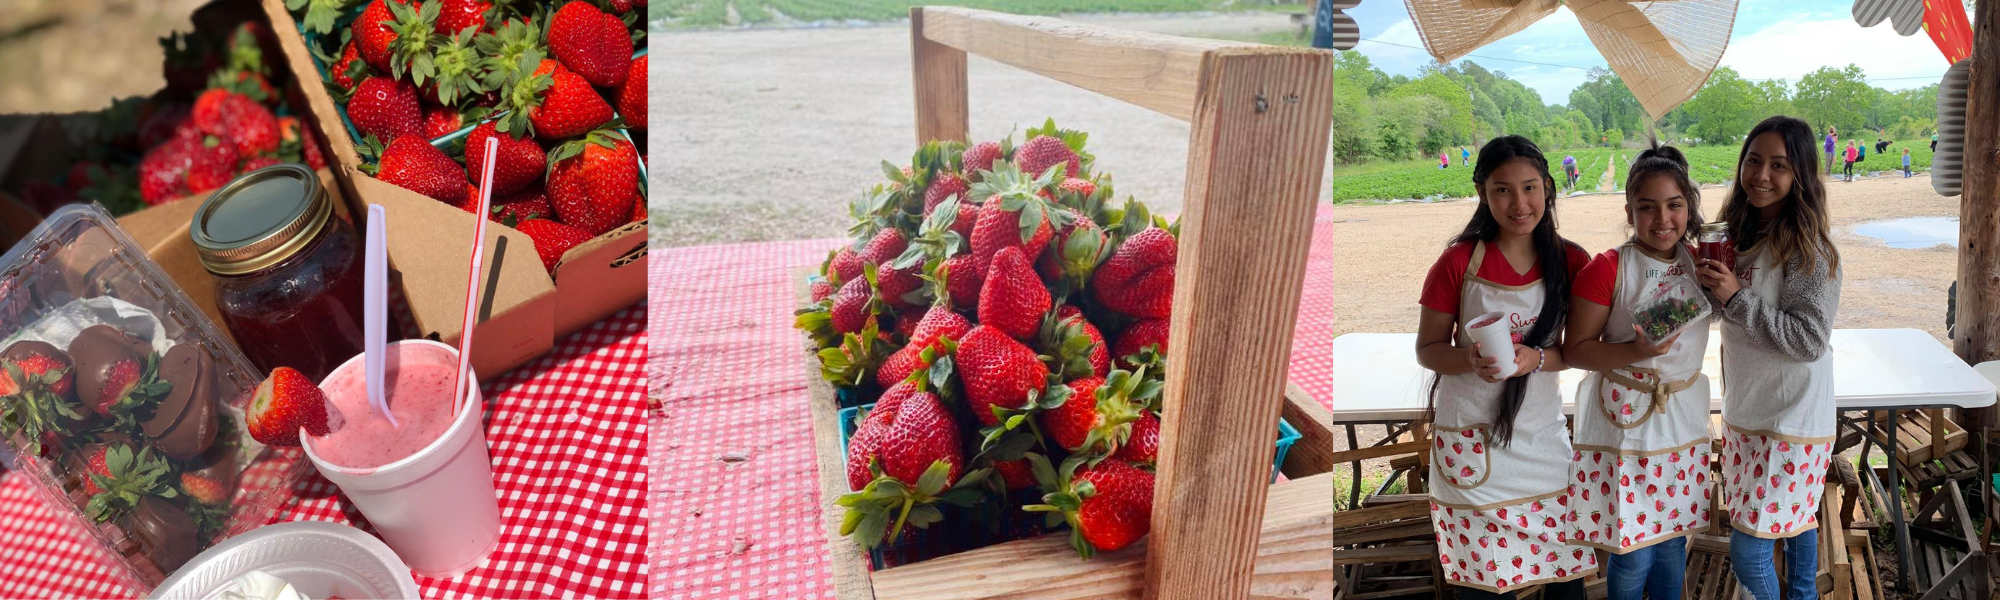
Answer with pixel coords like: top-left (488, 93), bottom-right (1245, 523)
top-left (1720, 246), bottom-right (1835, 539)
top-left (1570, 242), bottom-right (1714, 552)
top-left (1429, 242), bottom-right (1597, 593)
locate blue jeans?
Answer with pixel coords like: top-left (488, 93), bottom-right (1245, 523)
top-left (1607, 536), bottom-right (1687, 600)
top-left (1728, 529), bottom-right (1818, 600)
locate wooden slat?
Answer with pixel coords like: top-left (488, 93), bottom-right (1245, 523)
top-left (1329, 522), bottom-right (1433, 547)
top-left (1325, 440), bottom-right (1428, 466)
top-left (1329, 499), bottom-right (1428, 530)
top-left (1360, 494), bottom-right (1427, 507)
top-left (1142, 45), bottom-right (1335, 600)
top-left (909, 7), bottom-right (968, 144)
top-left (916, 7), bottom-right (1241, 122)
top-left (1329, 544), bottom-right (1438, 567)
top-left (866, 473), bottom-right (1336, 600)
top-left (1280, 382), bottom-right (1337, 478)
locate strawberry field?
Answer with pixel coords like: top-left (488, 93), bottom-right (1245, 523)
top-left (1324, 140), bottom-right (1936, 203)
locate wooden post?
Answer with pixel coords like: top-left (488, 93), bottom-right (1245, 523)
top-left (1144, 48), bottom-right (1334, 600)
top-left (1958, 0), bottom-right (2000, 433)
top-left (911, 8), bottom-right (969, 144)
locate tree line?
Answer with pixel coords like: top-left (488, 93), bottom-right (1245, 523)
top-left (1330, 51), bottom-right (1942, 165)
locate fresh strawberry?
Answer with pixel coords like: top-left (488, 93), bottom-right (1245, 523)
top-left (240, 156), bottom-right (281, 172)
top-left (876, 263), bottom-right (925, 314)
top-left (978, 246), bottom-right (1051, 340)
top-left (246, 367), bottom-right (332, 447)
top-left (330, 40), bottom-right (367, 92)
top-left (490, 184), bottom-right (552, 223)
top-left (1114, 319), bottom-right (1170, 368)
top-left (294, 123), bottom-right (328, 170)
top-left (608, 0), bottom-right (636, 13)
top-left (1058, 177), bottom-right (1096, 199)
top-left (858, 228), bottom-right (909, 267)
top-left (352, 0), bottom-right (411, 74)
top-left (424, 106), bottom-right (463, 140)
top-left (421, 27), bottom-right (490, 107)
top-left (942, 253), bottom-right (983, 308)
top-left (80, 443), bottom-right (179, 523)
top-left (191, 90), bottom-right (279, 159)
top-left (993, 458), bottom-right (1036, 491)
top-left (829, 248), bottom-right (864, 284)
top-left (504, 58), bottom-right (615, 139)
top-left (967, 165), bottom-right (1058, 277)
top-left (1091, 228), bottom-right (1176, 319)
top-left (179, 473), bottom-right (227, 506)
top-left (381, 0), bottom-right (443, 82)
top-left (186, 136), bottom-right (241, 195)
top-left (1112, 412), bottom-right (1161, 464)
top-left (465, 121), bottom-right (546, 195)
top-left (875, 306), bottom-right (971, 387)
top-left (1040, 365), bottom-right (1157, 456)
top-left (1044, 215), bottom-right (1107, 295)
top-left (845, 380), bottom-right (915, 489)
top-left (617, 55), bottom-right (646, 129)
top-left (1016, 135), bottom-right (1080, 179)
top-left (961, 141), bottom-right (1003, 180)
top-left (513, 218), bottom-right (594, 273)
top-left (839, 388), bottom-right (981, 548)
top-left (954, 325), bottom-right (1048, 426)
top-left (923, 172), bottom-right (969, 214)
top-left (1027, 457), bottom-right (1154, 557)
top-left (435, 0), bottom-right (493, 35)
top-left (548, 1), bottom-right (634, 88)
top-left (810, 280), bottom-right (836, 303)
top-left (375, 135), bottom-right (468, 206)
top-left (1043, 306), bottom-right (1109, 378)
top-left (828, 276), bottom-right (874, 334)
top-left (547, 129), bottom-right (640, 235)
top-left (139, 136), bottom-right (198, 205)
top-left (349, 77), bottom-right (423, 143)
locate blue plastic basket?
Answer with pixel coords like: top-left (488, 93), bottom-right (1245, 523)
top-left (836, 403), bottom-right (1300, 568)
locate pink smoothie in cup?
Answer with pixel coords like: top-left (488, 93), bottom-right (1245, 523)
top-left (308, 345), bottom-right (460, 470)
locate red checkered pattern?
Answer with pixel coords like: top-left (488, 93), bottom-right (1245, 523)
top-left (0, 305), bottom-right (650, 599)
top-left (644, 213), bottom-right (1351, 596)
top-left (649, 240), bottom-right (837, 600)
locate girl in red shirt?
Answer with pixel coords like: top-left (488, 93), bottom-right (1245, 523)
top-left (1417, 136), bottom-right (1593, 598)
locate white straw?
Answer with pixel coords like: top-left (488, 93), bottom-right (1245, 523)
top-left (455, 137), bottom-right (501, 413)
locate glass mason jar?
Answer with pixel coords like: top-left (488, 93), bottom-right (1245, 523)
top-left (191, 165), bottom-right (365, 381)
top-left (1697, 222), bottom-right (1734, 269)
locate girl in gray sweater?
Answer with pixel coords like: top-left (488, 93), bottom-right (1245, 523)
top-left (1693, 116), bottom-right (1842, 600)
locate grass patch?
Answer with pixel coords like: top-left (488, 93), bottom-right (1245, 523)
top-left (1330, 469), bottom-right (1411, 511)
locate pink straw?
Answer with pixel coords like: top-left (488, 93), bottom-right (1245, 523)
top-left (454, 137), bottom-right (501, 414)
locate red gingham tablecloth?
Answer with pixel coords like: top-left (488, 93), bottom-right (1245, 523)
top-left (0, 305), bottom-right (651, 599)
top-left (645, 208), bottom-right (1354, 598)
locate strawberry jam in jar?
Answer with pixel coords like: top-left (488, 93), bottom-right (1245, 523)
top-left (1698, 222), bottom-right (1734, 269)
top-left (192, 164), bottom-right (365, 380)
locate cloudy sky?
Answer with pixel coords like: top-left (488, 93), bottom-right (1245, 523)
top-left (1348, 0), bottom-right (1957, 104)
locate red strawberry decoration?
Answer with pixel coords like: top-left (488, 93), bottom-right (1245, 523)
top-left (245, 367), bottom-right (334, 447)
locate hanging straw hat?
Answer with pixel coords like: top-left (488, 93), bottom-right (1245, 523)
top-left (1400, 0), bottom-right (1740, 122)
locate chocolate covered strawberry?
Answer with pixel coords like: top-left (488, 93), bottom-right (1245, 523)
top-left (246, 367), bottom-right (332, 447)
top-left (0, 342), bottom-right (80, 456)
top-left (954, 325), bottom-right (1048, 426)
top-left (81, 443), bottom-right (178, 523)
top-left (547, 129), bottom-right (640, 235)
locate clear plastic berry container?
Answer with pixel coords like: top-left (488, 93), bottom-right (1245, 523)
top-left (1632, 280), bottom-right (1713, 346)
top-left (0, 204), bottom-right (307, 593)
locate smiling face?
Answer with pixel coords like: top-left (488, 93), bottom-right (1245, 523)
top-left (1480, 158), bottom-right (1547, 239)
top-left (1627, 175), bottom-right (1689, 255)
top-left (1738, 132), bottom-right (1795, 213)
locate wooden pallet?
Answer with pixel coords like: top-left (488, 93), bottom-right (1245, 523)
top-left (1869, 410), bottom-right (1968, 466)
top-left (1902, 479), bottom-right (1991, 600)
top-left (1330, 496), bottom-right (1436, 600)
top-left (807, 8), bottom-right (1337, 600)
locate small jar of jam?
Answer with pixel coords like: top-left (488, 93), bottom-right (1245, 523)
top-left (192, 165), bottom-right (365, 381)
top-left (1698, 222), bottom-right (1734, 269)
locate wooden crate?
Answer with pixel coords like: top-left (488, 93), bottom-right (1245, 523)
top-left (806, 7), bottom-right (1336, 599)
top-left (1869, 409), bottom-right (1968, 465)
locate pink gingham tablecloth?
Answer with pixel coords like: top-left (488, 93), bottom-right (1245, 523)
top-left (644, 207), bottom-right (1358, 598)
top-left (0, 305), bottom-right (651, 599)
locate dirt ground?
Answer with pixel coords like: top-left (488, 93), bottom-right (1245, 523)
top-left (0, 0), bottom-right (209, 114)
top-left (650, 12), bottom-right (1304, 245)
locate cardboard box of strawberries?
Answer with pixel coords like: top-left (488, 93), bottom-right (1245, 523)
top-left (797, 121), bottom-right (1298, 567)
top-left (262, 0), bottom-right (649, 382)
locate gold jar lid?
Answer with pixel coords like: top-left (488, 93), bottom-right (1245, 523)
top-left (1698, 222), bottom-right (1729, 234)
top-left (190, 164), bottom-right (332, 276)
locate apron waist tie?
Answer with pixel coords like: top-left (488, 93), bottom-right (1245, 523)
top-left (1602, 368), bottom-right (1698, 413)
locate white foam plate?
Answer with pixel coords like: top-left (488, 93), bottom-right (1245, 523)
top-left (147, 521), bottom-right (419, 600)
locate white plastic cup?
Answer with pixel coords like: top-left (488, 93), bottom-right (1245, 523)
top-left (301, 340), bottom-right (500, 578)
top-left (1466, 310), bottom-right (1518, 368)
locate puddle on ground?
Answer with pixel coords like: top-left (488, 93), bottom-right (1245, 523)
top-left (1854, 217), bottom-right (1957, 249)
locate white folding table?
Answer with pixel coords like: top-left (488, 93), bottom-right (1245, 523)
top-left (1325, 329), bottom-right (1995, 591)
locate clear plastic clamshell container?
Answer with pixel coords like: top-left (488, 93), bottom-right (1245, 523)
top-left (0, 205), bottom-right (305, 592)
top-left (1631, 279), bottom-right (1712, 346)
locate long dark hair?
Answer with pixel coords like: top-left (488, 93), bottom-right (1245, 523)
top-left (1429, 135), bottom-right (1580, 447)
top-left (1720, 116), bottom-right (1840, 277)
top-left (1624, 141), bottom-right (1704, 246)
